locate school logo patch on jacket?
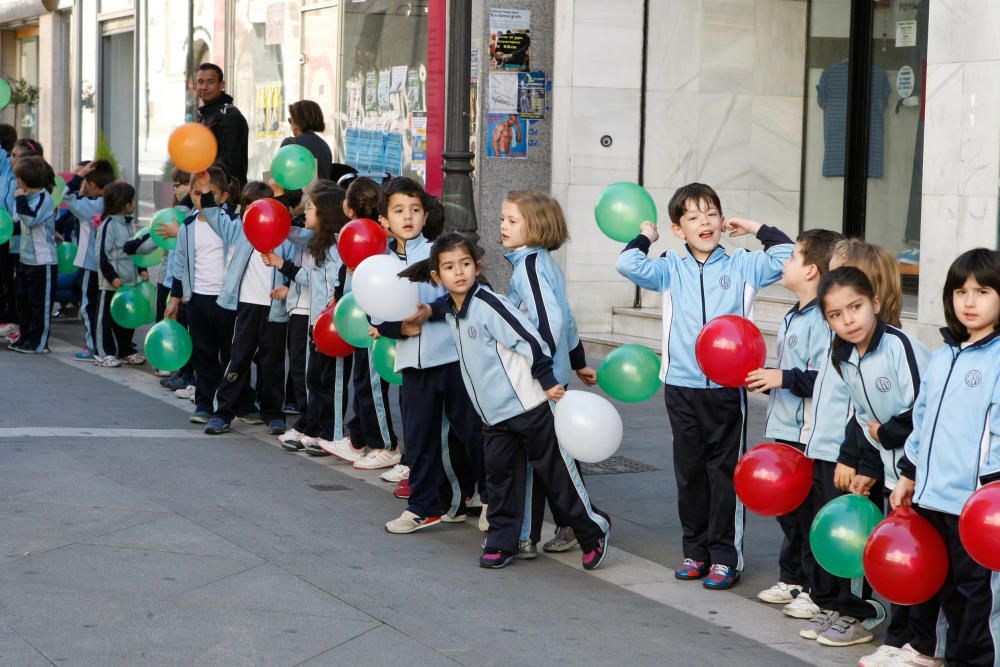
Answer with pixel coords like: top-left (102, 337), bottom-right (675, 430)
top-left (966, 370), bottom-right (983, 387)
top-left (467, 326), bottom-right (477, 339)
top-left (875, 377), bottom-right (892, 392)
top-left (719, 275), bottom-right (731, 290)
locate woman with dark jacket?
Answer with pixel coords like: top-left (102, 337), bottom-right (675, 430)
top-left (282, 100), bottom-right (332, 182)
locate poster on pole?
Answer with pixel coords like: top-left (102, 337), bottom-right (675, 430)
top-left (488, 72), bottom-right (518, 113)
top-left (517, 71), bottom-right (544, 119)
top-left (486, 113), bottom-right (527, 159)
top-left (489, 8), bottom-right (531, 71)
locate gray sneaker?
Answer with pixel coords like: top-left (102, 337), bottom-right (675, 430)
top-left (238, 412), bottom-right (264, 425)
top-left (516, 539), bottom-right (537, 560)
top-left (799, 609), bottom-right (839, 640)
top-left (542, 526), bottom-right (578, 552)
top-left (816, 615), bottom-right (873, 647)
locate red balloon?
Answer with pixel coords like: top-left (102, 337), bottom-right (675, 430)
top-left (734, 443), bottom-right (813, 516)
top-left (864, 506), bottom-right (948, 605)
top-left (338, 218), bottom-right (387, 270)
top-left (313, 305), bottom-right (354, 358)
top-left (959, 481), bottom-right (1000, 570)
top-left (695, 315), bottom-right (766, 388)
top-left (243, 198), bottom-right (292, 252)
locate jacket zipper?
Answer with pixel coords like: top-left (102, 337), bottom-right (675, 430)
top-left (916, 349), bottom-right (960, 501)
top-left (698, 260), bottom-right (709, 388)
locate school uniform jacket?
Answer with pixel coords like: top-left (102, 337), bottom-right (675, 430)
top-left (281, 224), bottom-right (314, 313)
top-left (97, 215), bottom-right (158, 290)
top-left (170, 204), bottom-right (238, 301)
top-left (506, 246), bottom-right (586, 386)
top-left (765, 300), bottom-right (829, 444)
top-left (63, 175), bottom-right (103, 272)
top-left (804, 350), bottom-right (855, 464)
top-left (899, 329), bottom-right (1000, 516)
top-left (14, 190), bottom-right (56, 266)
top-left (834, 320), bottom-right (930, 489)
top-left (430, 282), bottom-right (559, 426)
top-left (615, 226), bottom-right (793, 388)
top-left (0, 150), bottom-right (17, 252)
top-left (277, 243), bottom-right (342, 326)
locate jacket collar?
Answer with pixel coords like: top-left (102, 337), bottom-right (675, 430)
top-left (199, 93), bottom-right (235, 113)
top-left (834, 319), bottom-right (888, 364)
top-left (388, 234), bottom-right (427, 256)
top-left (789, 298), bottom-right (819, 316)
top-left (449, 282), bottom-right (481, 319)
top-left (940, 326), bottom-right (1000, 350)
top-left (683, 243), bottom-right (726, 265)
top-left (504, 245), bottom-right (541, 265)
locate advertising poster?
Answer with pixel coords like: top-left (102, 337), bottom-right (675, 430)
top-left (377, 68), bottom-right (391, 111)
top-left (255, 83), bottom-right (282, 139)
top-left (486, 113), bottom-right (527, 159)
top-left (488, 72), bottom-right (518, 113)
top-left (411, 113), bottom-right (428, 179)
top-left (364, 71), bottom-right (378, 112)
top-left (489, 8), bottom-right (530, 72)
top-left (406, 68), bottom-right (423, 112)
top-left (517, 71), bottom-right (544, 119)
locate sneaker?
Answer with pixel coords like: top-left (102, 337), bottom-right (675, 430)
top-left (478, 504), bottom-right (489, 532)
top-left (542, 526), bottom-right (578, 552)
top-left (98, 356), bottom-right (122, 367)
top-left (516, 539), bottom-right (537, 559)
top-left (674, 558), bottom-right (709, 580)
top-left (51, 304), bottom-right (61, 319)
top-left (11, 344), bottom-right (45, 354)
top-left (800, 609), bottom-right (839, 640)
top-left (278, 428), bottom-right (304, 445)
top-left (464, 493), bottom-right (483, 509)
top-left (703, 563), bottom-right (740, 589)
top-left (816, 615), bottom-right (873, 647)
top-left (354, 448), bottom-right (402, 470)
top-left (318, 437), bottom-right (365, 462)
top-left (122, 353), bottom-right (146, 365)
top-left (385, 510), bottom-right (441, 534)
top-left (280, 439), bottom-right (305, 452)
top-left (175, 385), bottom-right (196, 400)
top-left (189, 409), bottom-right (210, 424)
top-left (783, 592), bottom-right (820, 619)
top-left (441, 512), bottom-right (467, 523)
top-left (161, 375), bottom-right (189, 391)
top-left (304, 441), bottom-right (331, 457)
top-left (282, 403), bottom-right (301, 415)
top-left (393, 479), bottom-right (411, 499)
top-left (204, 417), bottom-right (230, 435)
top-left (238, 412), bottom-right (263, 425)
top-left (267, 420), bottom-right (287, 435)
top-left (0, 323), bottom-right (18, 336)
top-left (154, 368), bottom-right (171, 377)
top-left (882, 644), bottom-right (943, 666)
top-left (757, 581), bottom-right (802, 604)
top-left (74, 348), bottom-right (95, 361)
top-left (379, 464), bottom-right (409, 483)
top-left (859, 645), bottom-right (904, 667)
top-left (581, 535), bottom-right (609, 570)
top-left (479, 549), bottom-right (515, 569)
top-left (6, 332), bottom-right (20, 344)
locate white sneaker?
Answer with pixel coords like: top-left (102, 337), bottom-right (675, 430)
top-left (440, 512), bottom-right (467, 523)
top-left (0, 323), bottom-right (18, 336)
top-left (860, 645), bottom-right (903, 667)
top-left (300, 435), bottom-right (319, 449)
top-left (123, 353), bottom-right (146, 365)
top-left (153, 369), bottom-right (171, 377)
top-left (379, 464), bottom-right (409, 483)
top-left (318, 437), bottom-right (364, 462)
top-left (882, 644), bottom-right (943, 667)
top-left (478, 504), bottom-right (489, 532)
top-left (384, 510), bottom-right (441, 534)
top-left (278, 428), bottom-right (305, 444)
top-left (174, 385), bottom-right (196, 400)
top-left (98, 356), bottom-right (122, 368)
top-left (782, 592), bottom-right (821, 619)
top-left (757, 581), bottom-right (802, 604)
top-left (354, 448), bottom-right (402, 470)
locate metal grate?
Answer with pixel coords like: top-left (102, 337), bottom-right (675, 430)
top-left (309, 484), bottom-right (352, 492)
top-left (580, 456), bottom-right (659, 476)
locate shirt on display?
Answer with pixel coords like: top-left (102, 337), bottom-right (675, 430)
top-left (817, 61), bottom-right (891, 178)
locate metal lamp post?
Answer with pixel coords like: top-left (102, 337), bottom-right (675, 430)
top-left (440, 0), bottom-right (478, 240)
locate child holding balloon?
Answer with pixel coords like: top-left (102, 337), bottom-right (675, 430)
top-left (403, 233), bottom-right (611, 570)
top-left (501, 190), bottom-right (596, 556)
top-left (615, 183), bottom-right (793, 590)
top-left (887, 248), bottom-right (1000, 667)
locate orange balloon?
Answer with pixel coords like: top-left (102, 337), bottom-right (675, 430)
top-left (167, 123), bottom-right (218, 173)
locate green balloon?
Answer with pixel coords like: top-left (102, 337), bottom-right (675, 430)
top-left (270, 144), bottom-right (317, 191)
top-left (144, 319), bottom-right (193, 372)
top-left (57, 242), bottom-right (78, 274)
top-left (810, 495), bottom-right (883, 579)
top-left (334, 292), bottom-right (373, 348)
top-left (136, 280), bottom-right (157, 324)
top-left (150, 208), bottom-right (182, 250)
top-left (597, 344), bottom-right (662, 402)
top-left (0, 79), bottom-right (10, 110)
top-left (0, 209), bottom-right (12, 244)
top-left (111, 284), bottom-right (152, 329)
top-left (131, 226), bottom-right (165, 268)
top-left (52, 174), bottom-right (66, 207)
top-left (594, 182), bottom-right (658, 243)
top-left (372, 336), bottom-right (402, 385)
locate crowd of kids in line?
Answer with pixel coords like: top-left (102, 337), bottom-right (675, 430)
top-left (0, 122), bottom-right (996, 665)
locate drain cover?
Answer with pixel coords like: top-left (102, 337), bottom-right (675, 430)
top-left (309, 484), bottom-right (352, 491)
top-left (580, 456), bottom-right (658, 475)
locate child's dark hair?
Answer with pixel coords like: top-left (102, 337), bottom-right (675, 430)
top-left (345, 177), bottom-right (381, 219)
top-left (818, 266), bottom-right (878, 374)
top-left (668, 183), bottom-right (723, 226)
top-left (191, 166), bottom-right (231, 194)
top-left (379, 176), bottom-right (428, 218)
top-left (85, 159), bottom-right (116, 190)
top-left (400, 232), bottom-right (482, 285)
top-left (943, 248), bottom-right (1000, 342)
top-left (13, 156), bottom-right (49, 189)
top-left (240, 181), bottom-right (274, 211)
top-left (797, 228), bottom-right (845, 277)
top-left (423, 196), bottom-right (444, 241)
top-left (278, 189), bottom-right (303, 210)
top-left (308, 188), bottom-right (348, 264)
top-left (0, 124), bottom-right (16, 152)
top-left (102, 181), bottom-right (136, 216)
top-left (12, 138), bottom-right (43, 157)
top-left (171, 166), bottom-right (191, 185)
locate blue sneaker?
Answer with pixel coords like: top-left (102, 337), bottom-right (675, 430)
top-left (189, 409), bottom-right (211, 424)
top-left (703, 564), bottom-right (740, 590)
top-left (674, 558), bottom-right (709, 580)
top-left (282, 403), bottom-right (301, 415)
top-left (204, 417), bottom-right (230, 435)
top-left (267, 419), bottom-right (287, 435)
top-left (74, 348), bottom-right (95, 361)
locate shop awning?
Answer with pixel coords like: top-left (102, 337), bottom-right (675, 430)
top-left (0, 0), bottom-right (56, 23)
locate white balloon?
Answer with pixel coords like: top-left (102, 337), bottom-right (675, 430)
top-left (553, 390), bottom-right (623, 463)
top-left (351, 254), bottom-right (420, 322)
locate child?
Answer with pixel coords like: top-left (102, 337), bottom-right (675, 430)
top-left (0, 124), bottom-right (18, 339)
top-left (501, 190), bottom-right (596, 557)
top-left (94, 181), bottom-right (158, 367)
top-left (200, 177), bottom-right (294, 436)
top-left (745, 229), bottom-right (843, 608)
top-left (812, 266), bottom-right (930, 649)
top-left (405, 233), bottom-right (611, 570)
top-left (889, 248), bottom-right (1000, 667)
top-left (615, 183), bottom-right (793, 589)
top-left (263, 188), bottom-right (352, 453)
top-left (375, 177), bottom-right (480, 534)
top-left (63, 159), bottom-right (116, 361)
top-left (9, 156), bottom-right (56, 353)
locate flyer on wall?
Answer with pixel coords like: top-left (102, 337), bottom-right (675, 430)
top-left (489, 8), bottom-right (530, 72)
top-left (517, 71), bottom-right (544, 119)
top-left (486, 113), bottom-right (527, 159)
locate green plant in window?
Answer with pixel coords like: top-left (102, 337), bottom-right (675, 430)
top-left (9, 78), bottom-right (39, 129)
top-left (95, 129), bottom-right (120, 178)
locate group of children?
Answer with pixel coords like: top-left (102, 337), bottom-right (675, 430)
top-left (2, 128), bottom-right (996, 663)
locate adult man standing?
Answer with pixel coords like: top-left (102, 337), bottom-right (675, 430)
top-left (196, 63), bottom-right (249, 186)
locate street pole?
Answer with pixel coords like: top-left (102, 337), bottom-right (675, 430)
top-left (440, 0), bottom-right (478, 240)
